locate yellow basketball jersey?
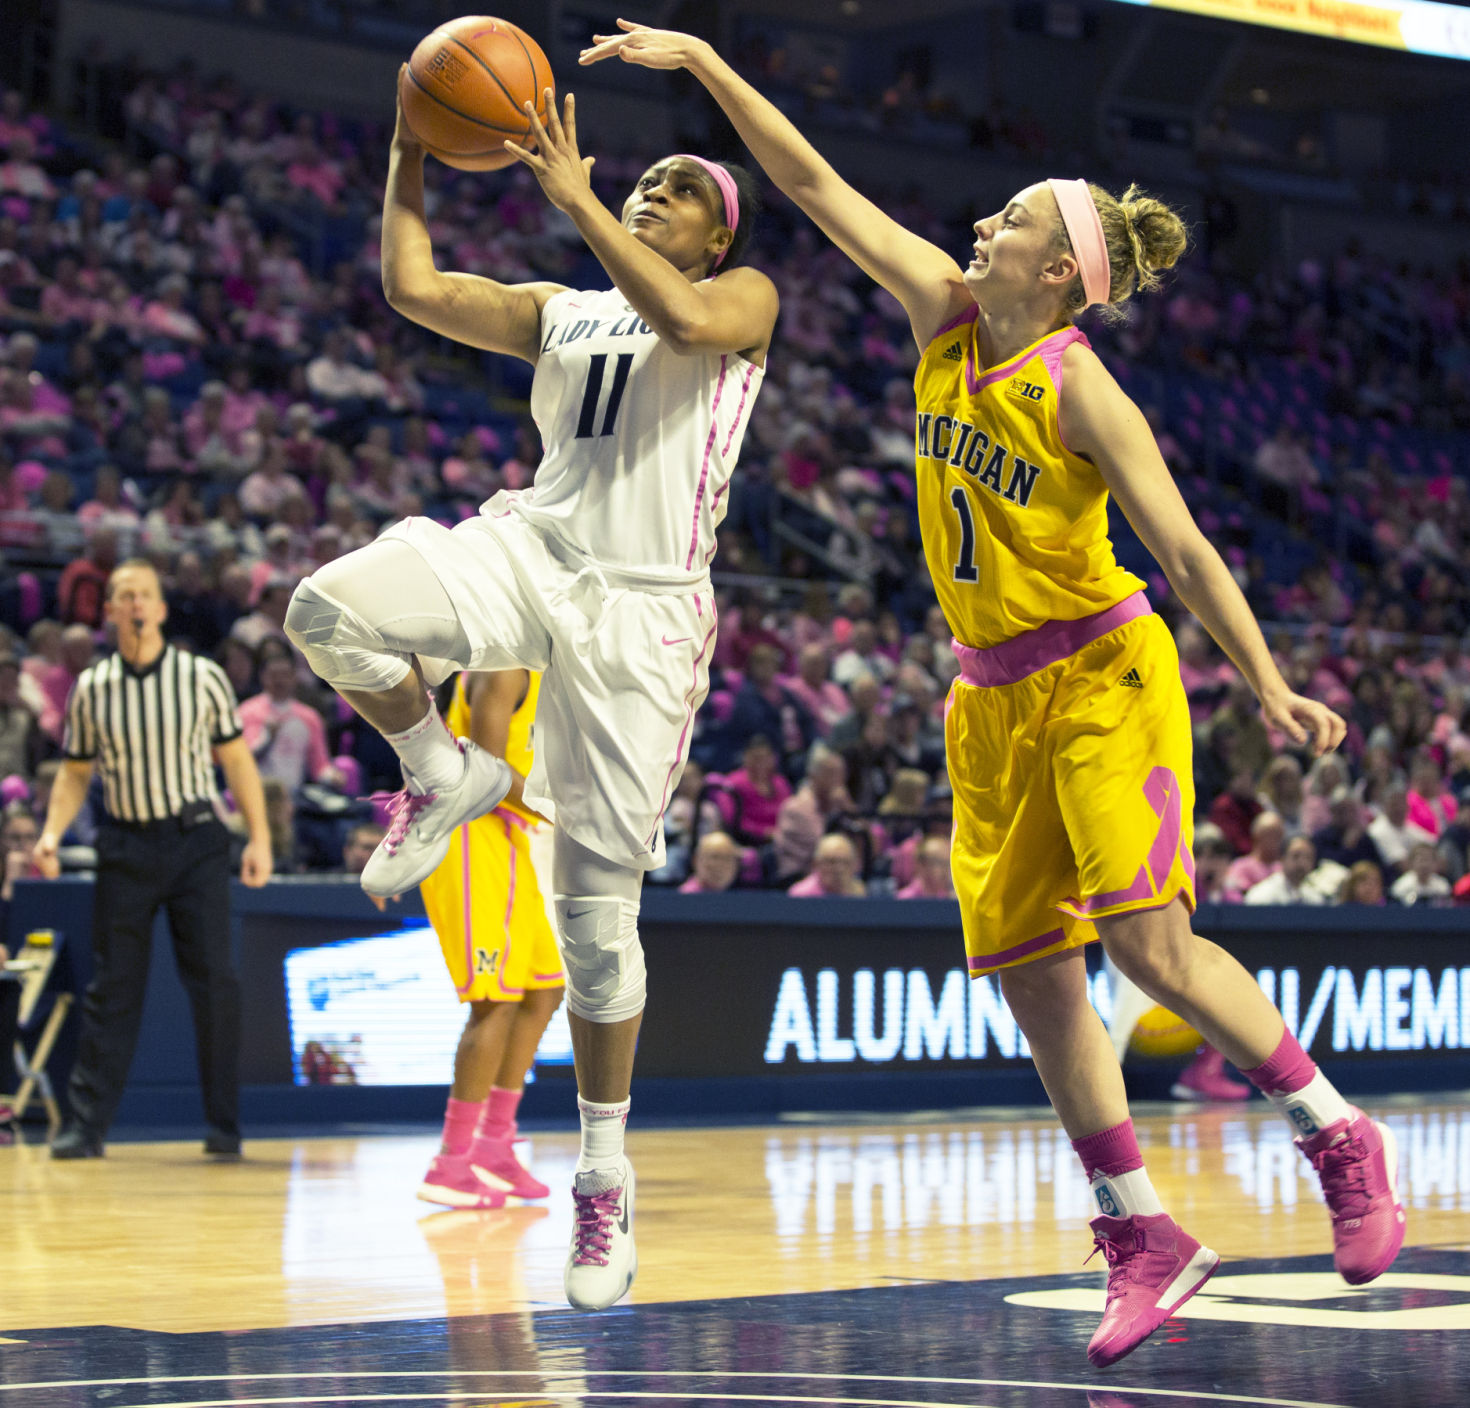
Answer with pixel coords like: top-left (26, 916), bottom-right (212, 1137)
top-left (913, 311), bottom-right (1145, 649)
top-left (445, 670), bottom-right (541, 824)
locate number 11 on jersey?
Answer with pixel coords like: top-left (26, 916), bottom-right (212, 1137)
top-left (575, 353), bottom-right (635, 439)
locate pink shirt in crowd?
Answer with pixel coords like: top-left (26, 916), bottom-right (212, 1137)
top-left (1223, 854), bottom-right (1279, 903)
top-left (1406, 789), bottom-right (1456, 838)
top-left (239, 694), bottom-right (331, 792)
top-left (897, 877), bottom-right (953, 899)
top-left (725, 767), bottom-right (791, 841)
top-left (781, 674), bottom-right (850, 736)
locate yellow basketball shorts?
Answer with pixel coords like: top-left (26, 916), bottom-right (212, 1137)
top-left (947, 596), bottom-right (1196, 977)
top-left (419, 809), bottom-right (565, 1003)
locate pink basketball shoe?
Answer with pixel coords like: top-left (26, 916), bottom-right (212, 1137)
top-left (1297, 1110), bottom-right (1405, 1285)
top-left (1170, 1046), bottom-right (1251, 1102)
top-left (1086, 1213), bottom-right (1220, 1367)
top-left (468, 1134), bottom-right (550, 1200)
top-left (417, 1151), bottom-right (509, 1210)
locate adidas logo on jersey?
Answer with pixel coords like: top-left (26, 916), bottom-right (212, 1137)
top-left (941, 342), bottom-right (963, 361)
top-left (1118, 668), bottom-right (1145, 689)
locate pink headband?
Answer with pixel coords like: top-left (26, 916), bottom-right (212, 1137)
top-left (674, 154), bottom-right (739, 267)
top-left (1047, 177), bottom-right (1109, 310)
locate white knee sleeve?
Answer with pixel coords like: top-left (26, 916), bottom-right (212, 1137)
top-left (555, 895), bottom-right (646, 1024)
top-left (285, 577), bottom-right (414, 693)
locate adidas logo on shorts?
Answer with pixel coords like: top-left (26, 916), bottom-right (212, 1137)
top-left (942, 342), bottom-right (964, 361)
top-left (1118, 667), bottom-right (1144, 689)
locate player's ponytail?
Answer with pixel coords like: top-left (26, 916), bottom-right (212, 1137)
top-left (1059, 183), bottom-right (1188, 322)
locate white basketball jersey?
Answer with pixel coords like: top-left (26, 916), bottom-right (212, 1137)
top-left (501, 286), bottom-right (764, 581)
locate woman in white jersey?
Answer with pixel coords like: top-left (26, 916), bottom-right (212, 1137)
top-left (286, 81), bottom-right (778, 1312)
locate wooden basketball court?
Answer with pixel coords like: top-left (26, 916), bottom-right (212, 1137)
top-left (2, 1098), bottom-right (1467, 1405)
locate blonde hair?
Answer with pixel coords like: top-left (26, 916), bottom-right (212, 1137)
top-left (1055, 183), bottom-right (1188, 323)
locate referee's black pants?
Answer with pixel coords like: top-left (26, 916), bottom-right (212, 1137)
top-left (68, 816), bottom-right (240, 1138)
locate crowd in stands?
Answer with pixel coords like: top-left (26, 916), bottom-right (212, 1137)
top-left (0, 55), bottom-right (1468, 911)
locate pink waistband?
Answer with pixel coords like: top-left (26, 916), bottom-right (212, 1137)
top-left (954, 591), bottom-right (1151, 688)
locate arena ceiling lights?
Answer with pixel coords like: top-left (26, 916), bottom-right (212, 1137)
top-left (1110, 0), bottom-right (1470, 60)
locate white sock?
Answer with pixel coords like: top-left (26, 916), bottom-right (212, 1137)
top-left (383, 704), bottom-right (464, 792)
top-left (1267, 1069), bottom-right (1354, 1142)
top-left (1090, 1166), bottom-right (1165, 1220)
top-left (576, 1095), bottom-right (629, 1174)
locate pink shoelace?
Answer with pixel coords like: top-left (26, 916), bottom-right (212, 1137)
top-left (1307, 1133), bottom-right (1373, 1220)
top-left (570, 1187), bottom-right (624, 1267)
top-left (1086, 1224), bottom-right (1171, 1302)
top-left (371, 787), bottom-right (438, 857)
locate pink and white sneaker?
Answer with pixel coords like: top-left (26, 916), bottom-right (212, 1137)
top-left (564, 1159), bottom-right (637, 1311)
top-left (1297, 1110), bottom-right (1405, 1285)
top-left (469, 1133), bottom-right (550, 1200)
top-left (1171, 1046), bottom-right (1251, 1102)
top-left (417, 1151), bottom-right (509, 1210)
top-left (1085, 1212), bottom-right (1220, 1367)
top-left (361, 740), bottom-right (511, 898)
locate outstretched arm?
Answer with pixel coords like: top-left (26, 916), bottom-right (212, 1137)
top-left (382, 68), bottom-right (566, 362)
top-left (1059, 346), bottom-right (1346, 758)
top-left (581, 23), bottom-right (967, 346)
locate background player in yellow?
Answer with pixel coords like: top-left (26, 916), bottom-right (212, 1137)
top-left (585, 19), bottom-right (1407, 1370)
top-left (414, 668), bottom-right (565, 1209)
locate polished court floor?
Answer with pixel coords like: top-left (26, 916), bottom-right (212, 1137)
top-left (2, 1098), bottom-right (1468, 1405)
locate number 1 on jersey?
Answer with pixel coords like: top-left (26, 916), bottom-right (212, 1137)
top-left (950, 485), bottom-right (979, 583)
top-left (575, 353), bottom-right (634, 439)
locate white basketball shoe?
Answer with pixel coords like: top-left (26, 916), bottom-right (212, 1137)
top-left (360, 740), bottom-right (512, 898)
top-left (564, 1159), bottom-right (637, 1311)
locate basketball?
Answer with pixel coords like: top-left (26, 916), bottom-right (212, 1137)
top-left (1127, 1004), bottom-right (1204, 1061)
top-left (398, 15), bottom-right (554, 172)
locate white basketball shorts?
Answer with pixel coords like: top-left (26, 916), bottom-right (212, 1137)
top-left (380, 512), bottom-right (716, 872)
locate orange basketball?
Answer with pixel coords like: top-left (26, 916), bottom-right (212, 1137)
top-left (399, 15), bottom-right (553, 172)
top-left (1127, 1004), bottom-right (1204, 1061)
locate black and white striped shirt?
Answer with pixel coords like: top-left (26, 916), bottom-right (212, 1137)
top-left (63, 646), bottom-right (243, 824)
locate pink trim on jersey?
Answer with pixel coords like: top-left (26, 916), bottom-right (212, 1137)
top-left (1056, 766), bottom-right (1189, 919)
top-left (498, 812), bottom-right (524, 997)
top-left (456, 825), bottom-right (473, 998)
top-left (931, 304), bottom-right (979, 343)
top-left (965, 326), bottom-right (1083, 397)
top-left (954, 591), bottom-right (1150, 688)
top-left (685, 355), bottom-right (730, 571)
top-left (721, 363), bottom-right (757, 457)
top-left (1039, 326), bottom-right (1089, 390)
top-left (968, 926), bottom-right (1067, 974)
top-left (647, 613), bottom-right (720, 848)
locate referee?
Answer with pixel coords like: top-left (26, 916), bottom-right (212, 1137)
top-left (35, 558), bottom-right (273, 1159)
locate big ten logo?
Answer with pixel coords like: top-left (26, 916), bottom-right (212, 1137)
top-left (1007, 378), bottom-right (1046, 404)
top-left (763, 1126), bottom-right (1094, 1240)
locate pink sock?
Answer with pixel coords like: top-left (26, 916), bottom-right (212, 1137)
top-left (440, 1096), bottom-right (483, 1155)
top-left (477, 1086), bottom-right (522, 1144)
top-left (1241, 1027), bottom-right (1316, 1095)
top-left (1072, 1118), bottom-right (1144, 1180)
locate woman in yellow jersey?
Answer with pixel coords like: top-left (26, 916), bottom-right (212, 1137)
top-left (413, 669), bottom-right (565, 1210)
top-left (585, 23), bottom-right (1406, 1368)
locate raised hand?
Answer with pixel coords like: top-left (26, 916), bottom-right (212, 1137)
top-left (504, 90), bottom-right (595, 214)
top-left (391, 65), bottom-right (424, 154)
top-left (579, 19), bottom-right (709, 71)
